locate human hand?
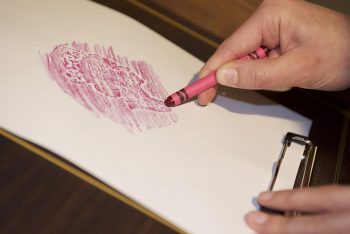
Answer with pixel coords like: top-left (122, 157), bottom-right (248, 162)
top-left (198, 0), bottom-right (350, 105)
top-left (245, 185), bottom-right (350, 234)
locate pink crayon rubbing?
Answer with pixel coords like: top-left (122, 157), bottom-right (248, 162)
top-left (43, 41), bottom-right (177, 132)
top-left (164, 47), bottom-right (269, 107)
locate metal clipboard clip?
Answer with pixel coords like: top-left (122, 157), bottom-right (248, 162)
top-left (261, 132), bottom-right (318, 216)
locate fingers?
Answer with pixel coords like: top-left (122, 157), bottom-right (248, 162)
top-left (258, 185), bottom-right (350, 213)
top-left (201, 16), bottom-right (263, 76)
top-left (196, 85), bottom-right (217, 106)
top-left (197, 2), bottom-right (271, 105)
top-left (246, 186), bottom-right (350, 233)
top-left (245, 210), bottom-right (350, 234)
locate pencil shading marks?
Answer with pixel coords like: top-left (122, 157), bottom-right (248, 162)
top-left (42, 42), bottom-right (177, 132)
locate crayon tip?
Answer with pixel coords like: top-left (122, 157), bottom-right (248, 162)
top-left (164, 96), bottom-right (175, 107)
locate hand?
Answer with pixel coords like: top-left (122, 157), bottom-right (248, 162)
top-left (245, 185), bottom-right (350, 234)
top-left (198, 0), bottom-right (350, 105)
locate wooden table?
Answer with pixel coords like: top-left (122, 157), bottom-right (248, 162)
top-left (1, 1), bottom-right (349, 233)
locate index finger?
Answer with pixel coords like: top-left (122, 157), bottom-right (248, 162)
top-left (258, 185), bottom-right (350, 213)
top-left (197, 6), bottom-right (264, 105)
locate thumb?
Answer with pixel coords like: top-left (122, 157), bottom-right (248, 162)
top-left (216, 52), bottom-right (301, 91)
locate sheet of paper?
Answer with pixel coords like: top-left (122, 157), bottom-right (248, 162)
top-left (0, 0), bottom-right (312, 233)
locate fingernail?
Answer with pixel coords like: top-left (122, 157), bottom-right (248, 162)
top-left (260, 192), bottom-right (274, 201)
top-left (247, 211), bottom-right (269, 225)
top-left (195, 99), bottom-right (207, 107)
top-left (218, 67), bottom-right (238, 86)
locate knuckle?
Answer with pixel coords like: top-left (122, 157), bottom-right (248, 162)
top-left (218, 40), bottom-right (236, 59)
top-left (266, 216), bottom-right (289, 234)
top-left (319, 184), bottom-right (342, 197)
top-left (281, 191), bottom-right (299, 209)
top-left (251, 67), bottom-right (270, 89)
top-left (302, 56), bottom-right (321, 72)
top-left (283, 219), bottom-right (301, 234)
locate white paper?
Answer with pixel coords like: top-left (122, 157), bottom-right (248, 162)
top-left (273, 142), bottom-right (305, 191)
top-left (0, 0), bottom-right (312, 233)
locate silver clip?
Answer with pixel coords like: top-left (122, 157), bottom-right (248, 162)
top-left (267, 132), bottom-right (317, 216)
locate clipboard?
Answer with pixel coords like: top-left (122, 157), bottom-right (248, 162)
top-left (261, 132), bottom-right (318, 216)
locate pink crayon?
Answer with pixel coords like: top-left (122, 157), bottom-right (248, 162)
top-left (164, 47), bottom-right (268, 107)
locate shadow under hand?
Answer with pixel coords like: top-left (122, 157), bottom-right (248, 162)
top-left (215, 86), bottom-right (306, 121)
